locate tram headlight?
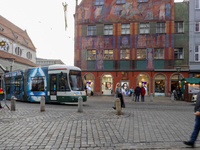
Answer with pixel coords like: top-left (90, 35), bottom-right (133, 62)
top-left (74, 93), bottom-right (78, 96)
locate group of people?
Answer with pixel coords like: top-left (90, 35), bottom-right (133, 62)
top-left (134, 84), bottom-right (146, 102)
top-left (113, 83), bottom-right (147, 109)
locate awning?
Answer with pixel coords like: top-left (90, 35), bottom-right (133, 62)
top-left (181, 78), bottom-right (200, 84)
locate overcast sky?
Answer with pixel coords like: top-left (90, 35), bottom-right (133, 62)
top-left (0, 0), bottom-right (183, 65)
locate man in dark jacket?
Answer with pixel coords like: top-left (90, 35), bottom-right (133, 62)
top-left (134, 84), bottom-right (141, 102)
top-left (183, 82), bottom-right (200, 148)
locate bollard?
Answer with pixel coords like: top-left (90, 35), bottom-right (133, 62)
top-left (132, 93), bottom-right (134, 101)
top-left (78, 96), bottom-right (83, 112)
top-left (150, 93), bottom-right (153, 102)
top-left (11, 96), bottom-right (17, 111)
top-left (116, 98), bottom-right (121, 115)
top-left (40, 96), bottom-right (45, 112)
top-left (171, 93), bottom-right (174, 102)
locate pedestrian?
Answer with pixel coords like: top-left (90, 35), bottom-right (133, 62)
top-left (129, 87), bottom-right (133, 96)
top-left (113, 82), bottom-right (125, 110)
top-left (141, 85), bottom-right (146, 102)
top-left (183, 82), bottom-right (200, 148)
top-left (84, 85), bottom-right (87, 97)
top-left (134, 84), bottom-right (141, 102)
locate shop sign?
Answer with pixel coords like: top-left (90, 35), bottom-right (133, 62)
top-left (188, 85), bottom-right (200, 94)
top-left (121, 72), bottom-right (128, 80)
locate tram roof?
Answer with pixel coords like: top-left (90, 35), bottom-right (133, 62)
top-left (48, 64), bottom-right (81, 71)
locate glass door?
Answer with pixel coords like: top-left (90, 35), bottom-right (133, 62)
top-left (50, 74), bottom-right (57, 100)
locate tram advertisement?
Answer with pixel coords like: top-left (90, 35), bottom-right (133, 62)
top-left (27, 66), bottom-right (48, 102)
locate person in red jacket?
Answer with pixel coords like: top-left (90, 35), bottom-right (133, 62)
top-left (141, 85), bottom-right (146, 102)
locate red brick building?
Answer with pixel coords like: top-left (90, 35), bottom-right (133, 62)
top-left (74, 0), bottom-right (189, 96)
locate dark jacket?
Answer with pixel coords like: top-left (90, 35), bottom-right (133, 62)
top-left (194, 92), bottom-right (200, 112)
top-left (135, 86), bottom-right (141, 95)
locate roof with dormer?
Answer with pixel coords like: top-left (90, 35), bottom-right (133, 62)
top-left (0, 15), bottom-right (36, 51)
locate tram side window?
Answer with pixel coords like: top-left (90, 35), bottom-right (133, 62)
top-left (31, 76), bottom-right (45, 91)
top-left (5, 78), bottom-right (11, 94)
top-left (15, 78), bottom-right (20, 94)
top-left (59, 73), bottom-right (70, 91)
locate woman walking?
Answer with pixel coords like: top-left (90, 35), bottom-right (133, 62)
top-left (113, 82), bottom-right (125, 109)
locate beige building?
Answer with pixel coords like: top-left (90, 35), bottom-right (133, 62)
top-left (36, 58), bottom-right (64, 66)
top-left (0, 15), bottom-right (37, 87)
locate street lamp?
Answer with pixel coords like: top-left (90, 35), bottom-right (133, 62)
top-left (176, 67), bottom-right (181, 100)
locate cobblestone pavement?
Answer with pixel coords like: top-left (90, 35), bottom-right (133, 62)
top-left (0, 96), bottom-right (199, 150)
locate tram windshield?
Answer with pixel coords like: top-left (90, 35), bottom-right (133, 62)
top-left (69, 70), bottom-right (83, 91)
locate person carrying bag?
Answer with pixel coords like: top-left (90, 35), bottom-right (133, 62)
top-left (113, 82), bottom-right (125, 110)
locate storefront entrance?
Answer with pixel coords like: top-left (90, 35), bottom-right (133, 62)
top-left (83, 73), bottom-right (95, 94)
top-left (137, 73), bottom-right (149, 95)
top-left (170, 74), bottom-right (183, 92)
top-left (101, 74), bottom-right (113, 95)
top-left (154, 74), bottom-right (166, 96)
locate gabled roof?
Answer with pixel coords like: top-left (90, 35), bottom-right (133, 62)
top-left (0, 50), bottom-right (38, 67)
top-left (0, 15), bottom-right (36, 51)
top-left (182, 78), bottom-right (200, 84)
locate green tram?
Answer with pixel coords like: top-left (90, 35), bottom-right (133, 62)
top-left (4, 65), bottom-right (87, 103)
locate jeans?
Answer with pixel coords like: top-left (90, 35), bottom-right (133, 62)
top-left (135, 95), bottom-right (139, 102)
top-left (190, 116), bottom-right (200, 142)
top-left (141, 95), bottom-right (144, 102)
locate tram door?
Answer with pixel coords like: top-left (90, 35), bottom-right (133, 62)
top-left (50, 74), bottom-right (57, 101)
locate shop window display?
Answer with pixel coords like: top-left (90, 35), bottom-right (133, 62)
top-left (121, 81), bottom-right (129, 95)
top-left (155, 80), bottom-right (165, 95)
top-left (102, 74), bottom-right (113, 95)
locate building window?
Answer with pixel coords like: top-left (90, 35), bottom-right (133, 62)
top-left (156, 22), bottom-right (166, 33)
top-left (104, 24), bottom-right (113, 35)
top-left (196, 74), bottom-right (200, 78)
top-left (87, 50), bottom-right (96, 60)
top-left (175, 21), bottom-right (184, 33)
top-left (138, 0), bottom-right (148, 2)
top-left (0, 25), bottom-right (4, 31)
top-left (195, 46), bottom-right (200, 61)
top-left (95, 0), bottom-right (104, 5)
top-left (174, 48), bottom-right (183, 59)
top-left (24, 38), bottom-right (29, 45)
top-left (12, 31), bottom-right (18, 39)
top-left (196, 0), bottom-right (200, 9)
top-left (88, 25), bottom-right (96, 36)
top-left (104, 50), bottom-right (113, 60)
top-left (137, 49), bottom-right (146, 59)
top-left (27, 52), bottom-right (32, 60)
top-left (116, 0), bottom-right (125, 4)
top-left (15, 47), bottom-right (22, 56)
top-left (154, 48), bottom-right (164, 59)
top-left (121, 24), bottom-right (130, 34)
top-left (140, 23), bottom-right (149, 33)
top-left (120, 49), bottom-right (130, 59)
top-left (195, 22), bottom-right (200, 32)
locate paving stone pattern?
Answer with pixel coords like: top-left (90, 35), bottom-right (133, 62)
top-left (0, 96), bottom-right (200, 150)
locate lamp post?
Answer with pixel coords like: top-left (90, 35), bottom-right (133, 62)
top-left (176, 67), bottom-right (181, 100)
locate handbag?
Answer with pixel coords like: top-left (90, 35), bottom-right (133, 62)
top-left (118, 93), bottom-right (122, 97)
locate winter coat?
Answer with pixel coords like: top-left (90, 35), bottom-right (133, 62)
top-left (141, 87), bottom-right (146, 95)
top-left (194, 92), bottom-right (200, 112)
top-left (135, 87), bottom-right (141, 95)
top-left (115, 87), bottom-right (121, 98)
